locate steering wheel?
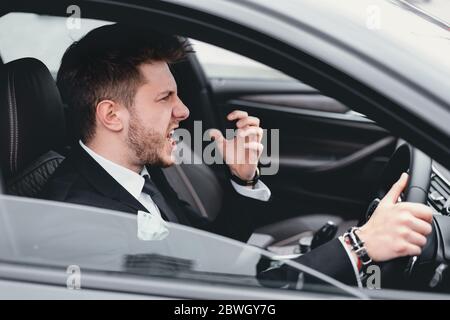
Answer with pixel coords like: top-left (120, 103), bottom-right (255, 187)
top-left (366, 143), bottom-right (436, 289)
top-left (375, 143), bottom-right (432, 204)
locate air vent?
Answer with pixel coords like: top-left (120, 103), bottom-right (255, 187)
top-left (428, 172), bottom-right (450, 214)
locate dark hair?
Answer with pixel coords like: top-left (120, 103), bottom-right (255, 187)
top-left (57, 23), bottom-right (189, 143)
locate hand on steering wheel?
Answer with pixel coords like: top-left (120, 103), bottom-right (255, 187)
top-left (355, 143), bottom-right (438, 289)
top-left (358, 173), bottom-right (433, 262)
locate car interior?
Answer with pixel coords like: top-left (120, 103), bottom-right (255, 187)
top-left (1, 9), bottom-right (450, 293)
top-left (0, 21), bottom-right (397, 246)
top-left (0, 13), bottom-right (414, 246)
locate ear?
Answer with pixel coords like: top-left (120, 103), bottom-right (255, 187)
top-left (95, 100), bottom-right (126, 132)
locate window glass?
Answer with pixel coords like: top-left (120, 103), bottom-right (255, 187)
top-left (0, 13), bottom-right (295, 82)
top-left (0, 12), bottom-right (111, 73)
top-left (0, 195), bottom-right (359, 297)
top-left (190, 39), bottom-right (296, 81)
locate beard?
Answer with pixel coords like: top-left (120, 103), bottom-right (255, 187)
top-left (127, 111), bottom-right (174, 168)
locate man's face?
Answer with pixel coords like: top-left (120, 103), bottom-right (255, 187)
top-left (126, 61), bottom-right (189, 167)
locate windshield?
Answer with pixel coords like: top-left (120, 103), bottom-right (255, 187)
top-left (247, 0), bottom-right (450, 75)
top-left (0, 195), bottom-right (365, 298)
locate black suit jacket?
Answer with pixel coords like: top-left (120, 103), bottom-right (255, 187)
top-left (40, 144), bottom-right (358, 286)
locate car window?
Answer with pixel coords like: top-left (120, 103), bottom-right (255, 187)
top-left (0, 195), bottom-right (363, 298)
top-left (0, 12), bottom-right (361, 119)
top-left (0, 12), bottom-right (295, 84)
top-left (0, 12), bottom-right (112, 73)
top-left (190, 39), bottom-right (296, 81)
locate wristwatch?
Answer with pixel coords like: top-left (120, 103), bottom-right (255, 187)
top-left (344, 227), bottom-right (373, 270)
top-left (230, 167), bottom-right (260, 187)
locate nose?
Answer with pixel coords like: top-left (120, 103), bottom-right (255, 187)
top-left (173, 95), bottom-right (190, 121)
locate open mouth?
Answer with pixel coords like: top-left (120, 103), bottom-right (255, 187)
top-left (166, 128), bottom-right (177, 147)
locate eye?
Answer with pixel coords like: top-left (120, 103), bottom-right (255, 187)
top-left (159, 92), bottom-right (172, 102)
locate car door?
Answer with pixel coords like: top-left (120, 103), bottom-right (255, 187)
top-left (191, 40), bottom-right (397, 224)
top-left (0, 194), bottom-right (362, 299)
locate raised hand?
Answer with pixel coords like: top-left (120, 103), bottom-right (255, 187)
top-left (209, 110), bottom-right (264, 181)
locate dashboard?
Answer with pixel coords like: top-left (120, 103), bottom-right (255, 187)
top-left (429, 162), bottom-right (450, 216)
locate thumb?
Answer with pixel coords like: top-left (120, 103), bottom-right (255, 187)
top-left (383, 172), bottom-right (409, 204)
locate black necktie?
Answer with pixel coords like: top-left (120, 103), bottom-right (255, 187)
top-left (142, 174), bottom-right (179, 223)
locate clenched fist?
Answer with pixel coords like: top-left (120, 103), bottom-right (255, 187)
top-left (209, 110), bottom-right (264, 182)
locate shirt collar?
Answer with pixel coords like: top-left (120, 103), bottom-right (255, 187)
top-left (79, 140), bottom-right (148, 200)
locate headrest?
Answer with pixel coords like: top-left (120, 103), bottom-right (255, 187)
top-left (0, 58), bottom-right (66, 180)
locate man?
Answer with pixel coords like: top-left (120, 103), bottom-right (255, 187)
top-left (41, 24), bottom-right (433, 286)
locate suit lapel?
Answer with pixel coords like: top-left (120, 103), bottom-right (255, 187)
top-left (71, 144), bottom-right (149, 214)
top-left (70, 144), bottom-right (194, 226)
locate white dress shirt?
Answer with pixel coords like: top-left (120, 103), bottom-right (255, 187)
top-left (80, 141), bottom-right (163, 219)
